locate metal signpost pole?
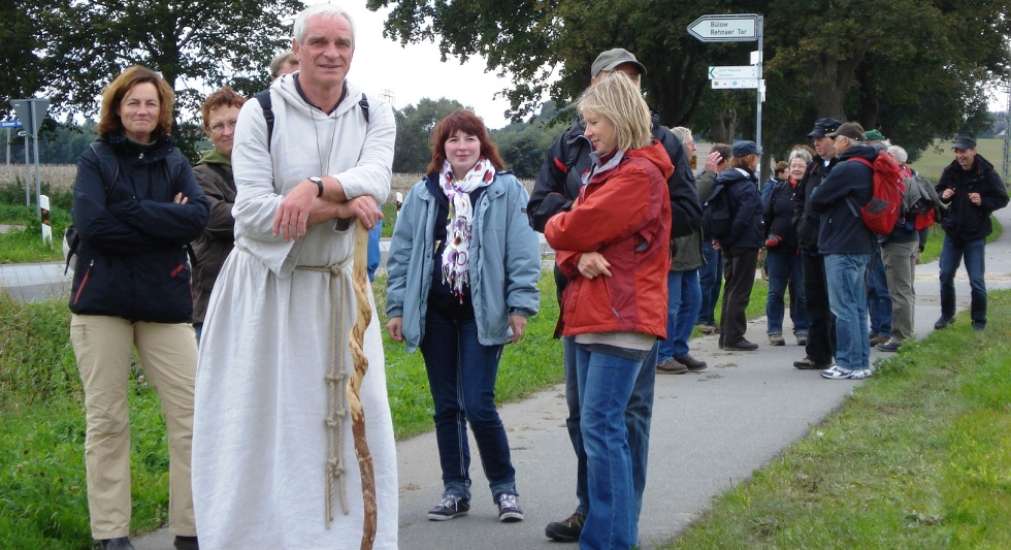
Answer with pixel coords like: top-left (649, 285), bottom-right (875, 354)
top-left (1004, 82), bottom-right (1010, 182)
top-left (755, 15), bottom-right (764, 160)
top-left (5, 128), bottom-right (10, 165)
top-left (23, 130), bottom-right (31, 207)
top-left (32, 101), bottom-right (42, 220)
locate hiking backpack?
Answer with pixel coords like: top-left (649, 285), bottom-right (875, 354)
top-left (849, 153), bottom-right (905, 235)
top-left (254, 89), bottom-right (370, 152)
top-left (701, 182), bottom-right (732, 241)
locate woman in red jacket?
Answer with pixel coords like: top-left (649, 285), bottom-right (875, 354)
top-left (544, 72), bottom-right (672, 550)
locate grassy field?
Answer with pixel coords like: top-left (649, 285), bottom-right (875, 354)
top-left (665, 289), bottom-right (1011, 549)
top-left (911, 137), bottom-right (1007, 182)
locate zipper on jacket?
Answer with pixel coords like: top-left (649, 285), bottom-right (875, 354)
top-left (73, 260), bottom-right (95, 305)
top-left (170, 263), bottom-right (185, 278)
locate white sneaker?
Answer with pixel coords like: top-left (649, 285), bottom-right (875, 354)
top-left (821, 365), bottom-right (853, 380)
top-left (848, 368), bottom-right (873, 380)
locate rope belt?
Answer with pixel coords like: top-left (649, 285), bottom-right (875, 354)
top-left (296, 257), bottom-right (354, 526)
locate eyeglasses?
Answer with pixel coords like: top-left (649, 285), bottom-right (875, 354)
top-left (209, 120), bottom-right (238, 134)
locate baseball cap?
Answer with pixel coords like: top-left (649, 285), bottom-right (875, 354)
top-left (952, 135), bottom-right (976, 150)
top-left (591, 48), bottom-right (647, 78)
top-left (732, 140), bottom-right (761, 157)
top-left (807, 117), bottom-right (842, 138)
top-left (828, 122), bottom-right (866, 141)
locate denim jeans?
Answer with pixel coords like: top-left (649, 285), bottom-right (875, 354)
top-left (563, 337), bottom-right (655, 528)
top-left (698, 241), bottom-right (722, 325)
top-left (866, 249), bottom-right (892, 336)
top-left (764, 249), bottom-right (808, 336)
top-left (574, 343), bottom-right (645, 550)
top-left (659, 269), bottom-right (702, 361)
top-left (824, 254), bottom-right (871, 371)
top-left (420, 307), bottom-right (516, 501)
top-left (939, 235), bottom-right (987, 325)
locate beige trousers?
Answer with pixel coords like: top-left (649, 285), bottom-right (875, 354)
top-left (881, 239), bottom-right (919, 341)
top-left (69, 314), bottom-right (197, 539)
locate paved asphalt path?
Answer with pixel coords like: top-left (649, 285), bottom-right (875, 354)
top-left (132, 205), bottom-right (1011, 549)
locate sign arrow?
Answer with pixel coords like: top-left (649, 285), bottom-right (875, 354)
top-left (688, 14), bottom-right (759, 43)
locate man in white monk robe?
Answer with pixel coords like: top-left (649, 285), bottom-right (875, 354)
top-left (191, 3), bottom-right (398, 548)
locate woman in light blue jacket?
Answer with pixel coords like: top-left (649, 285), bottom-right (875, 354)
top-left (385, 110), bottom-right (541, 524)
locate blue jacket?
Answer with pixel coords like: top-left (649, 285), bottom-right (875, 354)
top-left (70, 133), bottom-right (209, 322)
top-left (717, 168), bottom-right (763, 250)
top-left (386, 172), bottom-right (541, 351)
top-left (810, 144), bottom-right (877, 255)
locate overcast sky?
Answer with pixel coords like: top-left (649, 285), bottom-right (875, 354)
top-left (318, 0), bottom-right (520, 129)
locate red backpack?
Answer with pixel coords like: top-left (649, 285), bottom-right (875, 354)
top-left (850, 153), bottom-right (905, 235)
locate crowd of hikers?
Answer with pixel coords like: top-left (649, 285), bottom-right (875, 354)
top-left (61, 4), bottom-right (1008, 549)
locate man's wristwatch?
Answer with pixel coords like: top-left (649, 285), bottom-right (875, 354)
top-left (309, 176), bottom-right (324, 197)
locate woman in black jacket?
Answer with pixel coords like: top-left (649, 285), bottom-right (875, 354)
top-left (68, 65), bottom-right (208, 550)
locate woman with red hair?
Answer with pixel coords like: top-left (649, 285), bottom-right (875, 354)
top-left (385, 110), bottom-right (541, 524)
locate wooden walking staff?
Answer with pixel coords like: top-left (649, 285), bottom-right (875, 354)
top-left (348, 220), bottom-right (377, 549)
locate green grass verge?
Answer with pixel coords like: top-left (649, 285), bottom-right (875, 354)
top-left (0, 204), bottom-right (70, 263)
top-left (1, 266), bottom-right (771, 547)
top-left (665, 290), bottom-right (1011, 549)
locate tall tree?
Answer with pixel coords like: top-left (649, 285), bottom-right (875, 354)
top-left (35, 0), bottom-right (304, 157)
top-left (370, 0), bottom-right (1011, 160)
top-left (0, 1), bottom-right (57, 112)
top-left (393, 97), bottom-right (467, 173)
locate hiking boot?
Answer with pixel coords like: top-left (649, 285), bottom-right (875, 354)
top-left (723, 339), bottom-right (758, 351)
top-left (934, 317), bottom-right (954, 330)
top-left (768, 333), bottom-right (786, 346)
top-left (876, 338), bottom-right (902, 353)
top-left (869, 334), bottom-right (890, 346)
top-left (496, 493), bottom-right (524, 523)
top-left (174, 536), bottom-right (199, 550)
top-left (793, 356), bottom-right (830, 370)
top-left (545, 511), bottom-right (585, 542)
top-left (98, 538), bottom-right (135, 550)
top-left (657, 357), bottom-right (688, 374)
top-left (675, 354), bottom-right (707, 371)
top-left (820, 365), bottom-right (853, 380)
top-left (428, 494), bottom-right (470, 521)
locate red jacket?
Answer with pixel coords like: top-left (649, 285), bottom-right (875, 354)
top-left (545, 141), bottom-right (673, 339)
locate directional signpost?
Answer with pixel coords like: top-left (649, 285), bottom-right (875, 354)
top-left (689, 13), bottom-right (765, 164)
top-left (1, 119), bottom-right (21, 166)
top-left (10, 98), bottom-right (50, 220)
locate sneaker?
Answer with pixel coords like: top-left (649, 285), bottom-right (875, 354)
top-left (768, 333), bottom-right (786, 346)
top-left (428, 494), bottom-right (470, 521)
top-left (657, 357), bottom-right (688, 374)
top-left (545, 511), bottom-right (585, 542)
top-left (496, 493), bottom-right (524, 522)
top-left (794, 356), bottom-right (831, 370)
top-left (723, 339), bottom-right (758, 351)
top-left (675, 354), bottom-right (707, 371)
top-left (821, 365), bottom-right (853, 380)
top-left (847, 368), bottom-right (873, 380)
top-left (877, 338), bottom-right (902, 352)
top-left (934, 317), bottom-right (954, 330)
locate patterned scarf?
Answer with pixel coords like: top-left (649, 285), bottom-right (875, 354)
top-left (439, 158), bottom-right (495, 301)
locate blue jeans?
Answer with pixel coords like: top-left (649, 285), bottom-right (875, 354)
top-left (939, 234), bottom-right (987, 325)
top-left (764, 249), bottom-right (808, 335)
top-left (659, 269), bottom-right (702, 360)
top-left (866, 249), bottom-right (892, 336)
top-left (574, 343), bottom-right (645, 550)
top-left (420, 307), bottom-right (516, 501)
top-left (698, 241), bottom-right (722, 325)
top-left (563, 337), bottom-right (655, 529)
top-left (825, 254), bottom-right (871, 371)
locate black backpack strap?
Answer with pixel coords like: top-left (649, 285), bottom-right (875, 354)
top-left (359, 93), bottom-right (369, 125)
top-left (255, 90), bottom-right (274, 152)
top-left (67, 143), bottom-right (120, 274)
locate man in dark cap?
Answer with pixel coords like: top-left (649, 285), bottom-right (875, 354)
top-left (527, 47), bottom-right (702, 543)
top-left (714, 140), bottom-right (764, 351)
top-left (810, 122), bottom-right (878, 380)
top-left (934, 134), bottom-right (1009, 331)
top-left (791, 117), bottom-right (841, 370)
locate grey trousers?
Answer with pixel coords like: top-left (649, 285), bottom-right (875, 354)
top-left (881, 239), bottom-right (919, 341)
